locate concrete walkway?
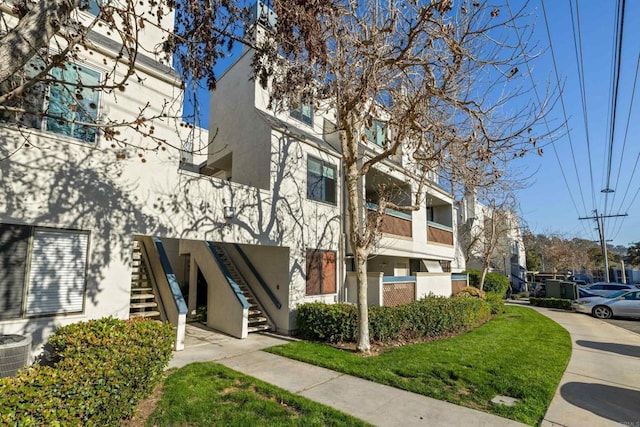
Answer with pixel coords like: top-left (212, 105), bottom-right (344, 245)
top-left (519, 304), bottom-right (640, 427)
top-left (169, 305), bottom-right (640, 427)
top-left (170, 323), bottom-right (524, 426)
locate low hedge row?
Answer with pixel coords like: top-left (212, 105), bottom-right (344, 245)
top-left (296, 296), bottom-right (492, 343)
top-left (0, 317), bottom-right (175, 426)
top-left (529, 297), bottom-right (573, 310)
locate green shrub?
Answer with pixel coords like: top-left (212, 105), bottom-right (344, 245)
top-left (529, 297), bottom-right (573, 310)
top-left (486, 292), bottom-right (505, 315)
top-left (296, 302), bottom-right (357, 343)
top-left (296, 296), bottom-right (491, 344)
top-left (463, 270), bottom-right (509, 295)
top-left (0, 317), bottom-right (174, 426)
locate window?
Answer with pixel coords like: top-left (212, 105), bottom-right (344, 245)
top-left (290, 94), bottom-right (313, 126)
top-left (364, 119), bottom-right (386, 146)
top-left (426, 206), bottom-right (434, 222)
top-left (307, 157), bottom-right (337, 204)
top-left (306, 249), bottom-right (336, 295)
top-left (0, 61), bottom-right (101, 143)
top-left (87, 0), bottom-right (102, 16)
top-left (0, 224), bottom-right (89, 320)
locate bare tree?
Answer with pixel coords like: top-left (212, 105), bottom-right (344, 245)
top-left (0, 0), bottom-right (245, 153)
top-left (459, 190), bottom-right (521, 290)
top-left (255, 0), bottom-right (554, 352)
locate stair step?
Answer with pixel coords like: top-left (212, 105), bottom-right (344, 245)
top-left (248, 324), bottom-right (271, 333)
top-left (130, 301), bottom-right (158, 309)
top-left (130, 293), bottom-right (155, 300)
top-left (249, 316), bottom-right (268, 324)
top-left (248, 309), bottom-right (262, 316)
top-left (130, 310), bottom-right (160, 319)
top-left (131, 287), bottom-right (153, 292)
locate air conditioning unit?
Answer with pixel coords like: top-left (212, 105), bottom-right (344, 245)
top-left (0, 335), bottom-right (31, 378)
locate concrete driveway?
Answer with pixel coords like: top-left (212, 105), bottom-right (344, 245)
top-left (524, 306), bottom-right (640, 427)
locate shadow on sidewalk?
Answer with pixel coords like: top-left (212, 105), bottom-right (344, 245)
top-left (561, 382), bottom-right (640, 424)
top-left (576, 340), bottom-right (640, 358)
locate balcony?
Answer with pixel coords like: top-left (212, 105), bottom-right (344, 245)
top-left (367, 202), bottom-right (412, 238)
top-left (427, 221), bottom-right (453, 246)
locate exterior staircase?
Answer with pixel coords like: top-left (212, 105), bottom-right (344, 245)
top-left (211, 244), bottom-right (271, 333)
top-left (130, 240), bottom-right (161, 320)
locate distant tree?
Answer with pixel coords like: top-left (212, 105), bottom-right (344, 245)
top-left (526, 249), bottom-right (541, 271)
top-left (628, 242), bottom-right (640, 266)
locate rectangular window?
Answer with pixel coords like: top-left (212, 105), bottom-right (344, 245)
top-left (0, 223), bottom-right (89, 320)
top-left (290, 94), bottom-right (313, 126)
top-left (364, 119), bottom-right (386, 146)
top-left (0, 224), bottom-right (30, 320)
top-left (307, 157), bottom-right (337, 204)
top-left (306, 250), bottom-right (336, 295)
top-left (0, 61), bottom-right (101, 143)
top-left (87, 0), bottom-right (101, 15)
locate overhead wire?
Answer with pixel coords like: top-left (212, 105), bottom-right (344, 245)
top-left (602, 0), bottom-right (626, 221)
top-left (537, 0), bottom-right (596, 240)
top-left (599, 0), bottom-right (626, 244)
top-left (609, 52), bottom-right (640, 240)
top-left (570, 0), bottom-right (597, 211)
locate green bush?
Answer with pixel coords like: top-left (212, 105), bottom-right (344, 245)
top-left (0, 317), bottom-right (174, 426)
top-left (296, 302), bottom-right (357, 343)
top-left (529, 297), bottom-right (573, 310)
top-left (296, 296), bottom-right (491, 344)
top-left (463, 270), bottom-right (509, 295)
top-left (485, 292), bottom-right (506, 315)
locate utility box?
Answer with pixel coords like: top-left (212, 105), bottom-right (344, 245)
top-left (560, 281), bottom-right (578, 300)
top-left (544, 279), bottom-right (562, 298)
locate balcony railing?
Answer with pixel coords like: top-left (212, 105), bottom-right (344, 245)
top-left (367, 202), bottom-right (412, 238)
top-left (427, 221), bottom-right (453, 246)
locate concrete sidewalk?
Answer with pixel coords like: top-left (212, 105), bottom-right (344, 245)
top-left (169, 305), bottom-right (640, 427)
top-left (170, 323), bottom-right (524, 426)
top-left (520, 304), bottom-right (640, 427)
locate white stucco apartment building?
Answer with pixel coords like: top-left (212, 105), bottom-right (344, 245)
top-left (0, 2), bottom-right (462, 356)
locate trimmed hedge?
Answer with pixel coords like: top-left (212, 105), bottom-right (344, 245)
top-left (529, 297), bottom-right (573, 310)
top-left (0, 317), bottom-right (174, 426)
top-left (296, 296), bottom-right (491, 344)
top-left (464, 270), bottom-right (510, 295)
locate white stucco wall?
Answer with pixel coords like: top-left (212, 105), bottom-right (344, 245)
top-left (416, 273), bottom-right (453, 298)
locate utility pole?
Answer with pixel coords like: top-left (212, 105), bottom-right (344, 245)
top-left (579, 209), bottom-right (627, 282)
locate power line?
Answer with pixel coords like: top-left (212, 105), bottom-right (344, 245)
top-left (602, 0), bottom-right (626, 217)
top-left (609, 52), bottom-right (640, 238)
top-left (570, 0), bottom-right (597, 210)
top-left (538, 0), bottom-right (595, 240)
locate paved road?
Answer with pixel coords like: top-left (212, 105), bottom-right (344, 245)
top-left (604, 317), bottom-right (640, 334)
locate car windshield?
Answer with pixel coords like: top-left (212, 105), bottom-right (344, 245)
top-left (607, 290), bottom-right (627, 298)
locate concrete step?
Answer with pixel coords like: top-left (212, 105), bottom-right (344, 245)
top-left (249, 316), bottom-right (268, 324)
top-left (130, 301), bottom-right (158, 309)
top-left (131, 287), bottom-right (153, 292)
top-left (248, 324), bottom-right (271, 333)
top-left (130, 293), bottom-right (155, 300)
top-left (130, 310), bottom-right (160, 319)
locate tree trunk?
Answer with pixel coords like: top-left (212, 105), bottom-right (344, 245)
top-left (0, 0), bottom-right (81, 85)
top-left (355, 247), bottom-right (370, 352)
top-left (479, 264), bottom-right (488, 291)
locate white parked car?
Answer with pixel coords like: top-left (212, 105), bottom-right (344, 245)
top-left (572, 290), bottom-right (640, 319)
top-left (581, 282), bottom-right (639, 297)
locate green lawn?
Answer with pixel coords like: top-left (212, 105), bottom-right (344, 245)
top-left (266, 305), bottom-right (571, 425)
top-left (146, 362), bottom-right (370, 427)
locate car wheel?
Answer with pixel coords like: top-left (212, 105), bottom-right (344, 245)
top-left (593, 305), bottom-right (613, 319)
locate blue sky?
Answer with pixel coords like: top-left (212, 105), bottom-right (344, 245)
top-left (514, 1), bottom-right (640, 247)
top-left (187, 1), bottom-right (640, 247)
